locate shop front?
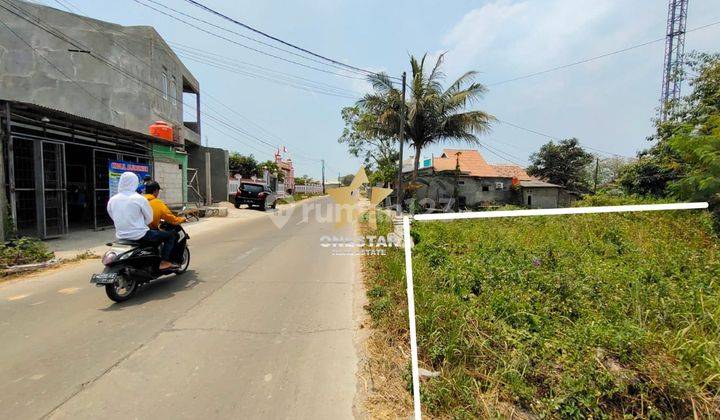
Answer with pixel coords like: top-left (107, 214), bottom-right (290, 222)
top-left (1, 101), bottom-right (179, 239)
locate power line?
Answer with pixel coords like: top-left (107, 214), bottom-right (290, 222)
top-left (2, 1), bottom-right (326, 163)
top-left (488, 19), bottom-right (720, 87)
top-left (141, 0), bottom-right (366, 77)
top-left (496, 118), bottom-right (629, 158)
top-left (0, 4), bottom-right (117, 114)
top-left (170, 42), bottom-right (364, 97)
top-left (202, 93), bottom-right (322, 163)
top-left (50, 0), bottom-right (155, 70)
top-left (481, 143), bottom-right (527, 167)
top-left (131, 0), bottom-right (370, 81)
top-left (182, 0), bottom-right (400, 81)
top-left (26, 0), bottom-right (336, 163)
top-left (175, 51), bottom-right (359, 100)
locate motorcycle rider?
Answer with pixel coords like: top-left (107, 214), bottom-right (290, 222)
top-left (106, 172), bottom-right (177, 270)
top-left (143, 181), bottom-right (186, 229)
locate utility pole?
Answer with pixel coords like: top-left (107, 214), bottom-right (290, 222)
top-left (660, 0), bottom-right (689, 120)
top-left (395, 71), bottom-right (407, 215)
top-left (321, 159), bottom-right (326, 194)
top-left (453, 151), bottom-right (462, 212)
top-left (593, 157), bottom-right (600, 193)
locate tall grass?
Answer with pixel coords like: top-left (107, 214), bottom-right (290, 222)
top-left (365, 199), bottom-right (720, 418)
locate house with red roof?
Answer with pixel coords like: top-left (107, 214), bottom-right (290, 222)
top-left (403, 149), bottom-right (572, 209)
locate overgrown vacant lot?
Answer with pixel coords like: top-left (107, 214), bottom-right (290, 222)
top-left (365, 202), bottom-right (720, 418)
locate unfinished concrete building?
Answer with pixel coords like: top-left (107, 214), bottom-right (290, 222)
top-left (0, 0), bottom-right (224, 239)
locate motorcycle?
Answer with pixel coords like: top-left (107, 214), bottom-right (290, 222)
top-left (90, 222), bottom-right (191, 302)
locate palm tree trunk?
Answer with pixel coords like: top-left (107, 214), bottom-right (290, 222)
top-left (412, 144), bottom-right (422, 184)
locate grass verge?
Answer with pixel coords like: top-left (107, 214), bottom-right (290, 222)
top-left (277, 193), bottom-right (320, 205)
top-left (364, 198), bottom-right (720, 418)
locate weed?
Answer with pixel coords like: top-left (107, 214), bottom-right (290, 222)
top-left (364, 197), bottom-right (720, 418)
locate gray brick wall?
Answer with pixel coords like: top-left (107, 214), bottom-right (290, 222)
top-left (154, 161), bottom-right (183, 206)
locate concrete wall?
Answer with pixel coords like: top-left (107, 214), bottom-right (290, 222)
top-left (0, 0), bottom-right (200, 144)
top-left (152, 144), bottom-right (187, 206)
top-left (209, 147), bottom-right (229, 202)
top-left (414, 175), bottom-right (513, 208)
top-left (154, 161), bottom-right (183, 206)
top-left (187, 144), bottom-right (228, 204)
top-left (522, 187), bottom-right (559, 209)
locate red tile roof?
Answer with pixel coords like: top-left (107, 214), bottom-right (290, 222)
top-left (433, 149), bottom-right (499, 177)
top-left (490, 164), bottom-right (534, 181)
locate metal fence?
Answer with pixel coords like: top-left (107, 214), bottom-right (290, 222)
top-left (295, 184), bottom-right (323, 194)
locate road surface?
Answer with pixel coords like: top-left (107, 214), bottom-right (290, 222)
top-left (0, 197), bottom-right (364, 419)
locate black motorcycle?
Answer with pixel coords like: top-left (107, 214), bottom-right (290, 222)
top-left (91, 222), bottom-right (191, 302)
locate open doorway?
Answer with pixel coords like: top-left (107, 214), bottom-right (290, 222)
top-left (65, 144), bottom-right (93, 230)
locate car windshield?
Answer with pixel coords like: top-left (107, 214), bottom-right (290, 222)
top-left (241, 183), bottom-right (264, 193)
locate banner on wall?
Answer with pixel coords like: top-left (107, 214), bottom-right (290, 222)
top-left (108, 160), bottom-right (152, 195)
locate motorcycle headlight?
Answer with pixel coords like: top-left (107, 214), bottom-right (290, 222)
top-left (102, 251), bottom-right (117, 266)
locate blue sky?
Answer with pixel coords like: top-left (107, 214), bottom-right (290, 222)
top-left (39, 0), bottom-right (720, 180)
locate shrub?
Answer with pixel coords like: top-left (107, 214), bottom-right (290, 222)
top-left (0, 237), bottom-right (54, 269)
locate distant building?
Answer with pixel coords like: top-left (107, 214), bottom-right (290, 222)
top-left (274, 150), bottom-right (294, 194)
top-left (403, 149), bottom-right (574, 210)
top-left (0, 0), bottom-right (227, 238)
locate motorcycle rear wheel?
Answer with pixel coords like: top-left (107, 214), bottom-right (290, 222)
top-left (175, 248), bottom-right (190, 274)
top-left (105, 275), bottom-right (138, 302)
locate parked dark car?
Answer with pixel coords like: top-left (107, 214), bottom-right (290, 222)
top-left (234, 182), bottom-right (278, 211)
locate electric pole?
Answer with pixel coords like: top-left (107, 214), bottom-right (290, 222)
top-left (321, 159), bottom-right (326, 194)
top-left (593, 157), bottom-right (600, 193)
top-left (395, 71), bottom-right (407, 215)
top-left (660, 0), bottom-right (689, 120)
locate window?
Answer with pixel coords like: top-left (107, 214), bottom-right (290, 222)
top-left (457, 180), bottom-right (465, 186)
top-left (161, 69), bottom-right (168, 100)
top-left (482, 185), bottom-right (490, 192)
top-left (170, 77), bottom-right (177, 105)
top-left (496, 182), bottom-right (504, 190)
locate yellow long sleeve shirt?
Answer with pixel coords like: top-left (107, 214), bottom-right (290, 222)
top-left (143, 194), bottom-right (185, 229)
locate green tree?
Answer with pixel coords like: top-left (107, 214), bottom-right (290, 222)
top-left (258, 160), bottom-right (284, 182)
top-left (527, 138), bottom-right (594, 191)
top-left (339, 174), bottom-right (354, 187)
top-left (618, 153), bottom-right (676, 196)
top-left (620, 52), bottom-right (720, 197)
top-left (295, 175), bottom-right (315, 185)
top-left (229, 153), bottom-right (258, 178)
top-left (668, 116), bottom-right (720, 221)
top-left (357, 53), bottom-right (494, 185)
top-left (338, 105), bottom-right (399, 186)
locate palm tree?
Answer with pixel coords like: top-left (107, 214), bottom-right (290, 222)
top-left (358, 53), bottom-right (495, 185)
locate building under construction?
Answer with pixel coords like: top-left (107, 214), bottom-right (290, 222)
top-left (0, 0), bottom-right (227, 239)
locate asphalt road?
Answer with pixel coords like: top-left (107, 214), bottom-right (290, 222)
top-left (0, 197), bottom-right (363, 419)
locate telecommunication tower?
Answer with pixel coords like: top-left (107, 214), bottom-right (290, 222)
top-left (660, 0), bottom-right (689, 120)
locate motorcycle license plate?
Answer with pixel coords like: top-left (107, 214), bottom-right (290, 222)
top-left (91, 273), bottom-right (117, 284)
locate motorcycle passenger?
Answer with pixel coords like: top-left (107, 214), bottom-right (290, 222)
top-left (106, 172), bottom-right (176, 271)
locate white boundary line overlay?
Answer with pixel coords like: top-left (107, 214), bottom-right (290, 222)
top-left (402, 202), bottom-right (709, 420)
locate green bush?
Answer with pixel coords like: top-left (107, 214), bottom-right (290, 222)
top-left (0, 237), bottom-right (54, 269)
top-left (365, 198), bottom-right (720, 418)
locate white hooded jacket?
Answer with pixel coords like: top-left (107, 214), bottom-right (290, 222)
top-left (106, 172), bottom-right (153, 240)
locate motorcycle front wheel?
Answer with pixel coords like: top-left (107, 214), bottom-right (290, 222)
top-left (105, 275), bottom-right (138, 303)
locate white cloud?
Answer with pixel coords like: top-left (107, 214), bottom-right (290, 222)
top-left (441, 0), bottom-right (626, 78)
